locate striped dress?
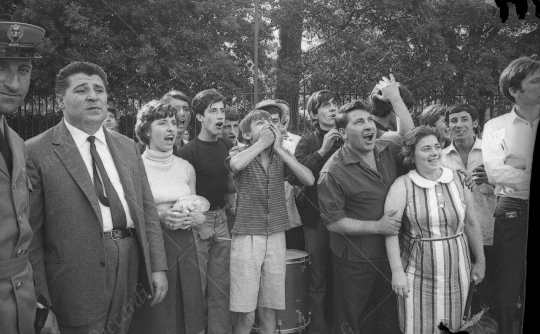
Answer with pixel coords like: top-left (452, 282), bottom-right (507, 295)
top-left (398, 168), bottom-right (471, 334)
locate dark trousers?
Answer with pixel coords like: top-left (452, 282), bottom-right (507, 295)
top-left (331, 251), bottom-right (400, 334)
top-left (304, 224), bottom-right (331, 334)
top-left (285, 225), bottom-right (305, 251)
top-left (59, 236), bottom-right (140, 334)
top-left (488, 197), bottom-right (528, 334)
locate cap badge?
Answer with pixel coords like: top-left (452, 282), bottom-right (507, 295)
top-left (7, 24), bottom-right (24, 46)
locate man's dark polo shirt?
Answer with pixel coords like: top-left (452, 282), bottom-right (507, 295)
top-left (317, 140), bottom-right (404, 262)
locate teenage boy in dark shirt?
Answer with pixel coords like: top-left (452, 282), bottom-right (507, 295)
top-left (177, 88), bottom-right (235, 334)
top-left (287, 90), bottom-right (342, 334)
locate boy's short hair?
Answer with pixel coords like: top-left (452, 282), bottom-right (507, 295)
top-left (370, 84), bottom-right (415, 117)
top-left (499, 56), bottom-right (540, 103)
top-left (335, 99), bottom-right (372, 130)
top-left (306, 90), bottom-right (335, 115)
top-left (192, 89), bottom-right (226, 116)
top-left (56, 61), bottom-right (108, 96)
top-left (239, 109), bottom-right (272, 136)
top-left (107, 106), bottom-right (119, 119)
top-left (445, 103), bottom-right (479, 124)
top-left (419, 104), bottom-right (448, 127)
top-left (225, 106), bottom-right (240, 121)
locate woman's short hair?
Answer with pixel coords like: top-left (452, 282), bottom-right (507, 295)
top-left (400, 125), bottom-right (441, 170)
top-left (419, 104), bottom-right (448, 127)
top-left (191, 89), bottom-right (226, 116)
top-left (335, 99), bottom-right (372, 130)
top-left (370, 84), bottom-right (415, 118)
top-left (135, 100), bottom-right (181, 146)
top-left (55, 61), bottom-right (108, 96)
top-left (162, 90), bottom-right (191, 109)
top-left (499, 56), bottom-right (540, 103)
top-left (306, 90), bottom-right (336, 116)
top-left (238, 109), bottom-right (272, 136)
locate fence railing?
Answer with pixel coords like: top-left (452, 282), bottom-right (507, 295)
top-left (5, 89), bottom-right (513, 141)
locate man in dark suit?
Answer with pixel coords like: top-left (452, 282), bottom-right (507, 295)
top-left (26, 61), bottom-right (168, 334)
top-left (0, 21), bottom-right (45, 334)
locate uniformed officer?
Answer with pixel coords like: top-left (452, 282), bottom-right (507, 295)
top-left (0, 21), bottom-right (46, 333)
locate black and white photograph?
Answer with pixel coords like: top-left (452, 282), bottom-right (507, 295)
top-left (1, 0), bottom-right (538, 333)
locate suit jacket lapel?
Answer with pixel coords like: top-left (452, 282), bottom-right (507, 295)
top-left (53, 120), bottom-right (104, 228)
top-left (104, 129), bottom-right (139, 228)
top-left (0, 117), bottom-right (12, 178)
top-left (5, 124), bottom-right (25, 183)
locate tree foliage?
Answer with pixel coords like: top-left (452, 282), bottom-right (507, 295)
top-left (6, 0), bottom-right (274, 101)
top-left (300, 0), bottom-right (539, 110)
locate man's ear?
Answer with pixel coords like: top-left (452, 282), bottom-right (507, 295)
top-left (310, 111), bottom-right (318, 121)
top-left (56, 94), bottom-right (65, 111)
top-left (472, 119), bottom-right (479, 129)
top-left (196, 113), bottom-right (204, 123)
top-left (509, 86), bottom-right (521, 99)
top-left (338, 128), bottom-right (347, 141)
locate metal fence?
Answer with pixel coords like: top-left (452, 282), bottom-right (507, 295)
top-left (5, 89), bottom-right (513, 141)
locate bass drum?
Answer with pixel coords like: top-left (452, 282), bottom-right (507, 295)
top-left (252, 249), bottom-right (311, 333)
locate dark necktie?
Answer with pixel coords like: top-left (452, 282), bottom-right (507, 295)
top-left (0, 128), bottom-right (13, 176)
top-left (87, 136), bottom-right (127, 229)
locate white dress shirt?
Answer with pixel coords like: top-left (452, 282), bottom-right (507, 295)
top-left (64, 119), bottom-right (134, 231)
top-left (442, 138), bottom-right (497, 245)
top-left (482, 107), bottom-right (537, 200)
top-left (283, 131), bottom-right (302, 229)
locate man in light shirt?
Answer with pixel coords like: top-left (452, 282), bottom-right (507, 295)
top-left (26, 61), bottom-right (168, 333)
top-left (441, 103), bottom-right (497, 307)
top-left (482, 56), bottom-right (539, 334)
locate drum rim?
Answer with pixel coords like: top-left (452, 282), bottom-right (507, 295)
top-left (285, 249), bottom-right (310, 264)
top-left (251, 318), bottom-right (310, 333)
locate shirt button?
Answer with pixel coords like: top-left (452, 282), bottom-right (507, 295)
top-left (16, 282), bottom-right (22, 290)
top-left (439, 204), bottom-right (444, 208)
top-left (437, 192), bottom-right (442, 196)
top-left (267, 210), bottom-right (270, 214)
top-left (18, 216), bottom-right (23, 223)
top-left (13, 184), bottom-right (16, 189)
top-left (16, 249), bottom-right (24, 256)
top-left (100, 262), bottom-right (106, 267)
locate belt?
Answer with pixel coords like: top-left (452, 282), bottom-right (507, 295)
top-left (102, 228), bottom-right (136, 240)
top-left (0, 254), bottom-right (29, 279)
top-left (497, 196), bottom-right (529, 206)
top-left (405, 231), bottom-right (463, 242)
top-left (208, 205), bottom-right (224, 211)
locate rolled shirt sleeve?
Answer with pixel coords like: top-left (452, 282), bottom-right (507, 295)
top-left (317, 171), bottom-right (347, 224)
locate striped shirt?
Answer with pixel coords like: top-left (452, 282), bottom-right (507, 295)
top-left (225, 145), bottom-right (291, 235)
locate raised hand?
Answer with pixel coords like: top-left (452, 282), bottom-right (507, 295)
top-left (371, 73), bottom-right (401, 103)
top-left (270, 123), bottom-right (284, 151)
top-left (259, 124), bottom-right (275, 148)
top-left (318, 129), bottom-right (342, 156)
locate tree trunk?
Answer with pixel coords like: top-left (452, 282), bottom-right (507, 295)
top-left (275, 6), bottom-right (303, 134)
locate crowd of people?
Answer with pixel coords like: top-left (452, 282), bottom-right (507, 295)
top-left (1, 21), bottom-right (537, 334)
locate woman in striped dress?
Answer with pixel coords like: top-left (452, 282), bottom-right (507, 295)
top-left (384, 126), bottom-right (485, 334)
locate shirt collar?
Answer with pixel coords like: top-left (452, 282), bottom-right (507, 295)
top-left (342, 140), bottom-right (389, 165)
top-left (408, 167), bottom-right (454, 188)
top-left (447, 136), bottom-right (482, 154)
top-left (64, 118), bottom-right (107, 148)
top-left (510, 106), bottom-right (540, 126)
